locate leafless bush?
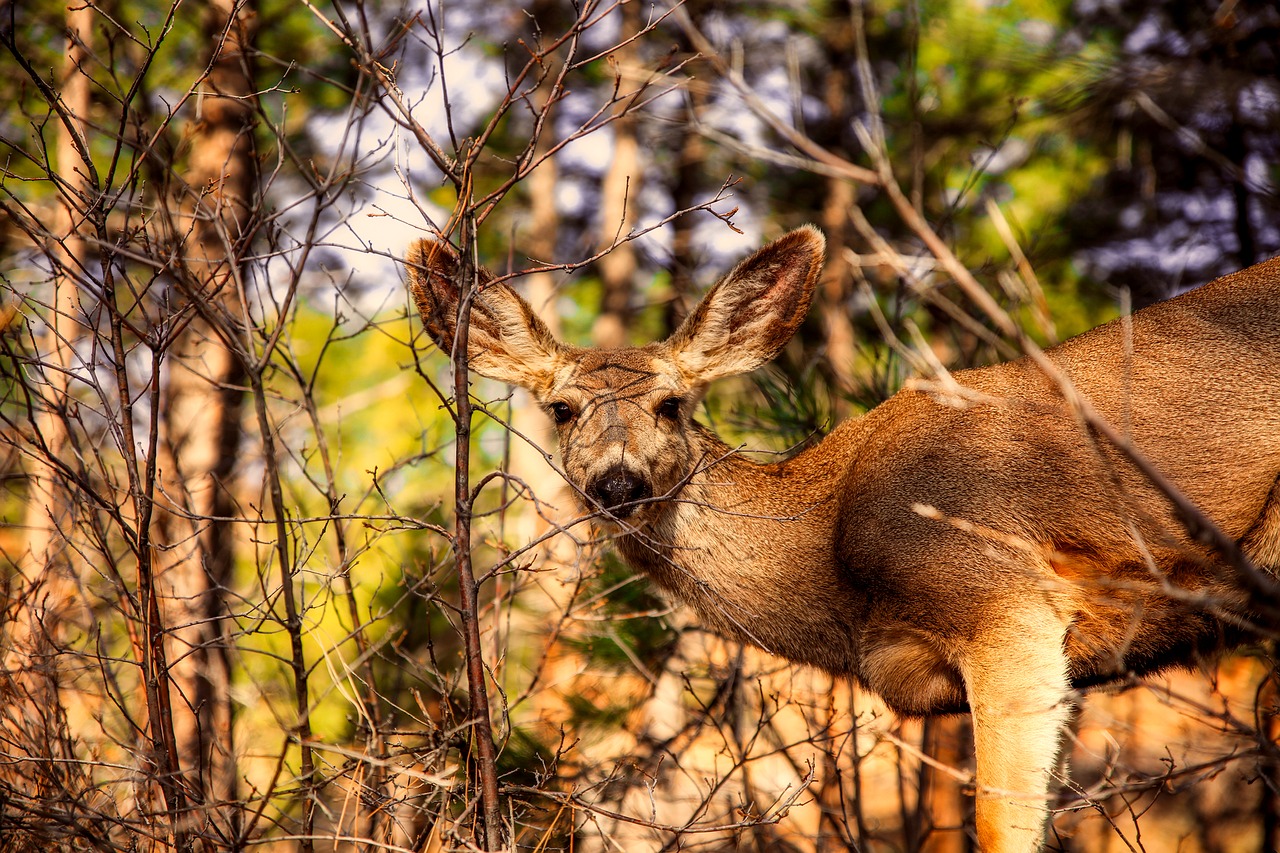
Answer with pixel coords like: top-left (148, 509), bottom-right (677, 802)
top-left (1, 1), bottom-right (1275, 851)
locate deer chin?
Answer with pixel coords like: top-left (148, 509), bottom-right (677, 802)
top-left (588, 498), bottom-right (651, 527)
top-left (579, 489), bottom-right (675, 536)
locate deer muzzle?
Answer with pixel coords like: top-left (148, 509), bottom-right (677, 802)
top-left (586, 466), bottom-right (653, 519)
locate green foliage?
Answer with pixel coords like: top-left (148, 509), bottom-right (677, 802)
top-left (562, 552), bottom-right (678, 687)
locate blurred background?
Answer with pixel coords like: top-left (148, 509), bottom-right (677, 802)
top-left (1, 0), bottom-right (1278, 850)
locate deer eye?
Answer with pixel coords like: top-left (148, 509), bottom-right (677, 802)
top-left (548, 401), bottom-right (575, 424)
top-left (656, 396), bottom-right (682, 421)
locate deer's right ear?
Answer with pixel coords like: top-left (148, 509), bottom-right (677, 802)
top-left (406, 239), bottom-right (564, 392)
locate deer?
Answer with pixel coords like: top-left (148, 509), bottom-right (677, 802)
top-left (406, 226), bottom-right (1280, 852)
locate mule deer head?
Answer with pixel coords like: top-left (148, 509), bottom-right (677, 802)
top-left (406, 228), bottom-right (825, 523)
top-left (407, 229), bottom-right (1280, 853)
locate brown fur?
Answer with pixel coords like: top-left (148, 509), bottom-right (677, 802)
top-left (406, 228), bottom-right (1280, 852)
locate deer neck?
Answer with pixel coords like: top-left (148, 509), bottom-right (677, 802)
top-left (614, 419), bottom-right (871, 674)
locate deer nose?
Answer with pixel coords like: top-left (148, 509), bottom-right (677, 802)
top-left (586, 467), bottom-right (653, 518)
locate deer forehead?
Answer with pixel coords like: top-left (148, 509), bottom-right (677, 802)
top-left (551, 347), bottom-right (685, 402)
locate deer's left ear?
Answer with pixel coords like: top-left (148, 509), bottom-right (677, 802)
top-left (667, 226), bottom-right (825, 383)
top-left (406, 239), bottom-right (565, 392)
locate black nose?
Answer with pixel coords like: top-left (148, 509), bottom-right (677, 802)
top-left (586, 467), bottom-right (653, 518)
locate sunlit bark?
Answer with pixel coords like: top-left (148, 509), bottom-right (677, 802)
top-left (4, 0), bottom-right (94, 764)
top-left (592, 2), bottom-right (642, 348)
top-left (157, 0), bottom-right (257, 818)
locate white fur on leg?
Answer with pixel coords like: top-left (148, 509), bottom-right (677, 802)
top-left (962, 609), bottom-right (1073, 853)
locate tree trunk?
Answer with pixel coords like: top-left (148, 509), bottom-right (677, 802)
top-left (1260, 642), bottom-right (1280, 853)
top-left (821, 177), bottom-right (858, 414)
top-left (817, 4), bottom-right (859, 416)
top-left (5, 0), bottom-right (93, 761)
top-left (156, 0), bottom-right (258, 824)
top-left (592, 2), bottom-right (642, 348)
top-left (508, 123), bottom-right (564, 536)
top-left (918, 717), bottom-right (974, 853)
top-left (666, 72), bottom-right (706, 335)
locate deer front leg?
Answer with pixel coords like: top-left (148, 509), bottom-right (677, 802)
top-left (961, 611), bottom-right (1073, 853)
